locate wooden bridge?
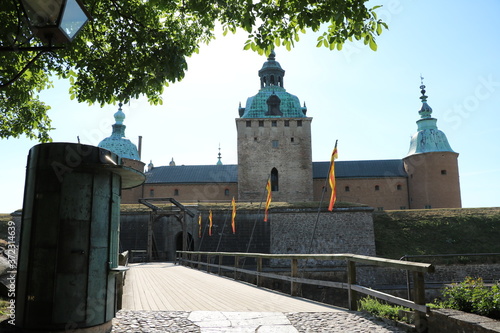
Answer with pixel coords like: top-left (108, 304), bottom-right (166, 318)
top-left (120, 251), bottom-right (434, 332)
top-left (121, 262), bottom-right (342, 312)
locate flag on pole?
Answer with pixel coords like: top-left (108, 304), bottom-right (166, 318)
top-left (328, 141), bottom-right (339, 211)
top-left (209, 209), bottom-right (213, 236)
top-left (264, 178), bottom-right (272, 222)
top-left (198, 213), bottom-right (202, 238)
top-left (231, 197), bottom-right (236, 234)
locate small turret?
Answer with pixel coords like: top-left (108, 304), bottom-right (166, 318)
top-left (403, 77), bottom-right (461, 209)
top-left (98, 103), bottom-right (140, 160)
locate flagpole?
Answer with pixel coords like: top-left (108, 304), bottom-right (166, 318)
top-left (245, 174), bottom-right (271, 254)
top-left (307, 140), bottom-right (338, 254)
top-left (216, 207), bottom-right (231, 252)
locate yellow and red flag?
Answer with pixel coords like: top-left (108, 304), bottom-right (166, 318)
top-left (328, 141), bottom-right (339, 211)
top-left (198, 213), bottom-right (202, 238)
top-left (231, 197), bottom-right (236, 234)
top-left (208, 209), bottom-right (213, 236)
top-left (264, 179), bottom-right (272, 222)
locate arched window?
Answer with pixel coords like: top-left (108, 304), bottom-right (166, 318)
top-left (224, 189), bottom-right (230, 196)
top-left (271, 168), bottom-right (279, 191)
top-left (375, 185), bottom-right (380, 191)
top-left (174, 189), bottom-right (179, 196)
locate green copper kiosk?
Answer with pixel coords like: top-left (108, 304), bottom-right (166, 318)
top-left (15, 143), bottom-right (145, 332)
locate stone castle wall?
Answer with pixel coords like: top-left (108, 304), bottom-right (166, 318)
top-left (119, 206), bottom-right (375, 264)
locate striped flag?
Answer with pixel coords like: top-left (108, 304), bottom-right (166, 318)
top-left (264, 179), bottom-right (272, 222)
top-left (198, 213), bottom-right (202, 238)
top-left (328, 141), bottom-right (339, 211)
top-left (209, 209), bottom-right (213, 236)
top-left (231, 197), bottom-right (236, 234)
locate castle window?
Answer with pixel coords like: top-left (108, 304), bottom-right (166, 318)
top-left (425, 205), bottom-right (432, 209)
top-left (150, 189), bottom-right (154, 197)
top-left (246, 121), bottom-right (251, 127)
top-left (297, 120), bottom-right (302, 127)
top-left (271, 168), bottom-right (279, 191)
top-left (224, 189), bottom-right (230, 196)
top-left (345, 186), bottom-right (350, 192)
top-left (272, 140), bottom-right (279, 148)
top-left (441, 170), bottom-right (447, 175)
top-left (174, 189), bottom-right (179, 196)
top-left (272, 120), bottom-right (277, 127)
top-left (291, 137), bottom-right (294, 143)
top-left (254, 137), bottom-right (257, 141)
top-left (397, 184), bottom-right (402, 190)
top-left (259, 120), bottom-right (264, 127)
top-left (284, 120), bottom-right (290, 127)
top-left (400, 206), bottom-right (406, 210)
top-left (375, 185), bottom-right (380, 191)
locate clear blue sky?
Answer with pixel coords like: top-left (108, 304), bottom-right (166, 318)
top-left (1, 0), bottom-right (499, 213)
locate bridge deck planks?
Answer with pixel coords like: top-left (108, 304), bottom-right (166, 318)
top-left (121, 262), bottom-right (344, 312)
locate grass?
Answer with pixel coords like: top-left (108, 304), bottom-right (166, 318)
top-left (0, 298), bottom-right (9, 316)
top-left (358, 297), bottom-right (413, 324)
top-left (373, 207), bottom-right (500, 261)
top-left (0, 214), bottom-right (13, 245)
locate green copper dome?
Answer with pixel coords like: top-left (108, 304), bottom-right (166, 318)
top-left (239, 52), bottom-right (307, 118)
top-left (98, 103), bottom-right (140, 160)
top-left (407, 84), bottom-right (455, 156)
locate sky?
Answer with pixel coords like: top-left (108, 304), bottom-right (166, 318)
top-left (1, 0), bottom-right (499, 213)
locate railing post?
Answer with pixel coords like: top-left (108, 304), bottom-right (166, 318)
top-left (234, 256), bottom-right (239, 280)
top-left (256, 257), bottom-right (263, 287)
top-left (413, 271), bottom-right (428, 333)
top-left (218, 254), bottom-right (222, 275)
top-left (207, 255), bottom-right (210, 273)
top-left (291, 258), bottom-right (299, 296)
top-left (347, 260), bottom-right (358, 311)
top-left (197, 253), bottom-right (202, 269)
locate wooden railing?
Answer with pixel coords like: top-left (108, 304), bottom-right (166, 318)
top-left (177, 251), bottom-right (434, 333)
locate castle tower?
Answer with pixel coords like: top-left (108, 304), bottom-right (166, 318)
top-left (236, 52), bottom-right (313, 202)
top-left (403, 82), bottom-right (461, 209)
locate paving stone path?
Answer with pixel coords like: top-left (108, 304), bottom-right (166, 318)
top-left (112, 310), bottom-right (407, 332)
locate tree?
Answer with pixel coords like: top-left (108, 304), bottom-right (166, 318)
top-left (0, 0), bottom-right (387, 142)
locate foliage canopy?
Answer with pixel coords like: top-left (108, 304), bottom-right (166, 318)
top-left (0, 0), bottom-right (386, 141)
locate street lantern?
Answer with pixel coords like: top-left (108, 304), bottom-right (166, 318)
top-left (20, 0), bottom-right (91, 44)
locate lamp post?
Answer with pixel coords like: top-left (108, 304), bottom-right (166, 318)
top-left (0, 0), bottom-right (91, 87)
top-left (19, 0), bottom-right (91, 45)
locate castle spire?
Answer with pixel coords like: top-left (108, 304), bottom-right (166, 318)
top-left (216, 144), bottom-right (223, 165)
top-left (406, 79), bottom-right (454, 156)
top-left (418, 76), bottom-right (433, 119)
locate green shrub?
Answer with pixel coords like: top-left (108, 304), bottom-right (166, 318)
top-left (358, 296), bottom-right (413, 323)
top-left (440, 277), bottom-right (500, 319)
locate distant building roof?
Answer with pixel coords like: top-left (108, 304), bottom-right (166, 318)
top-left (146, 164), bottom-right (238, 184)
top-left (145, 159), bottom-right (407, 184)
top-left (312, 160), bottom-right (407, 179)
